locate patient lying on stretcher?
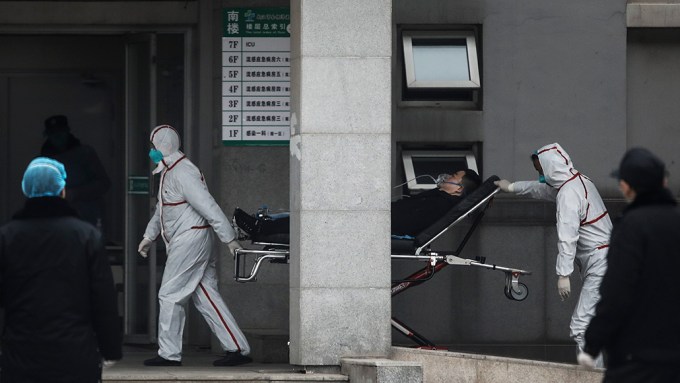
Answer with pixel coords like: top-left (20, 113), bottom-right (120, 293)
top-left (236, 169), bottom-right (481, 243)
top-left (391, 169), bottom-right (482, 237)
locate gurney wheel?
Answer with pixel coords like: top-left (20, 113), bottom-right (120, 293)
top-left (506, 283), bottom-right (528, 301)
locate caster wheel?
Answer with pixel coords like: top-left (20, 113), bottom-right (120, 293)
top-left (509, 282), bottom-right (529, 301)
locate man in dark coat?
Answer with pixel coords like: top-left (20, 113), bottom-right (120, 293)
top-left (578, 148), bottom-right (680, 382)
top-left (391, 169), bottom-right (482, 236)
top-left (41, 115), bottom-right (111, 227)
top-left (0, 157), bottom-right (122, 382)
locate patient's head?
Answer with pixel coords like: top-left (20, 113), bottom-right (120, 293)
top-left (438, 169), bottom-right (482, 196)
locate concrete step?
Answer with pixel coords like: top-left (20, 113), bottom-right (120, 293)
top-left (390, 346), bottom-right (604, 383)
top-left (103, 351), bottom-right (348, 383)
top-left (341, 357), bottom-right (422, 383)
top-left (103, 347), bottom-right (605, 383)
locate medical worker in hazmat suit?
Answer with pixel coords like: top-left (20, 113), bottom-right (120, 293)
top-left (495, 143), bottom-right (611, 368)
top-left (138, 125), bottom-right (251, 367)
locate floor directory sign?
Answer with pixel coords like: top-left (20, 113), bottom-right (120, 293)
top-left (222, 7), bottom-right (291, 146)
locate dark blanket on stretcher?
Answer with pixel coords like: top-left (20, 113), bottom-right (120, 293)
top-left (413, 175), bottom-right (500, 246)
top-left (391, 189), bottom-right (464, 236)
top-left (391, 175), bottom-right (499, 253)
top-left (234, 176), bottom-right (499, 248)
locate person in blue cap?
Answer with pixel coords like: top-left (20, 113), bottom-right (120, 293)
top-left (0, 157), bottom-right (122, 382)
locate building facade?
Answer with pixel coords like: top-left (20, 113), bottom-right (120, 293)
top-left (0, 0), bottom-right (678, 368)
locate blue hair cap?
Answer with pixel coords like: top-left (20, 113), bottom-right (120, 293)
top-left (21, 157), bottom-right (67, 198)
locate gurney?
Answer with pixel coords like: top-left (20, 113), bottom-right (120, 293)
top-left (232, 207), bottom-right (290, 283)
top-left (231, 175), bottom-right (532, 347)
top-left (389, 175), bottom-right (531, 347)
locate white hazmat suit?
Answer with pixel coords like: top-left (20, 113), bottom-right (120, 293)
top-left (140, 125), bottom-right (250, 362)
top-left (498, 143), bottom-right (611, 368)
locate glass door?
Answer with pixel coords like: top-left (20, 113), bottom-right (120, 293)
top-left (124, 32), bottom-right (187, 344)
top-left (124, 33), bottom-right (158, 343)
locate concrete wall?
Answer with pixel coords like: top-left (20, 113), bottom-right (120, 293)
top-left (392, 0), bottom-right (628, 194)
top-left (627, 27), bottom-right (680, 192)
top-left (391, 0), bottom-right (628, 361)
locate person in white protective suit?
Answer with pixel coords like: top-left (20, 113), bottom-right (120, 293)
top-left (138, 125), bottom-right (252, 367)
top-left (495, 143), bottom-right (612, 368)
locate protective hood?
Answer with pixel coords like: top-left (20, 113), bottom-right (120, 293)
top-left (535, 143), bottom-right (578, 189)
top-left (150, 125), bottom-right (180, 157)
top-left (150, 125), bottom-right (181, 174)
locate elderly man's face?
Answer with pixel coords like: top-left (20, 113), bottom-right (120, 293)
top-left (439, 170), bottom-right (466, 196)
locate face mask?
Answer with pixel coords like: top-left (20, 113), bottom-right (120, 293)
top-left (538, 175), bottom-right (546, 183)
top-left (149, 148), bottom-right (164, 164)
top-left (47, 132), bottom-right (69, 150)
top-left (435, 173), bottom-right (451, 187)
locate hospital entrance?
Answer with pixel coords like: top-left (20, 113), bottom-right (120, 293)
top-left (0, 33), bottom-right (209, 348)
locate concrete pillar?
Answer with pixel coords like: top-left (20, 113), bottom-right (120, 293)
top-left (289, 0), bottom-right (392, 366)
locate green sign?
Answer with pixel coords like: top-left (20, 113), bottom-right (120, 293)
top-left (223, 7), bottom-right (290, 38)
top-left (128, 176), bottom-right (150, 195)
top-left (222, 7), bottom-right (291, 147)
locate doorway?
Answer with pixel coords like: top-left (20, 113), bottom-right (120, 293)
top-left (0, 32), bottom-right (192, 345)
top-left (124, 32), bottom-right (187, 343)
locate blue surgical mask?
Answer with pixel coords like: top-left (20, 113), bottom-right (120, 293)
top-left (538, 175), bottom-right (546, 183)
top-left (149, 148), bottom-right (164, 164)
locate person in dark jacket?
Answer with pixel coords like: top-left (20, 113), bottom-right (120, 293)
top-left (41, 115), bottom-right (111, 227)
top-left (0, 157), bottom-right (122, 382)
top-left (578, 148), bottom-right (680, 382)
top-left (391, 169), bottom-right (482, 236)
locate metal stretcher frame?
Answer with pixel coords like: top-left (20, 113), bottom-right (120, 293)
top-left (389, 176), bottom-right (531, 347)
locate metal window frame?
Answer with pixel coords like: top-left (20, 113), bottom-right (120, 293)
top-left (402, 30), bottom-right (481, 89)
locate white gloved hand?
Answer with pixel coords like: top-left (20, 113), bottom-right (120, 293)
top-left (227, 240), bottom-right (243, 257)
top-left (138, 237), bottom-right (153, 258)
top-left (494, 179), bottom-right (515, 193)
top-left (557, 275), bottom-right (571, 301)
top-left (577, 351), bottom-right (596, 368)
top-left (103, 360), bottom-right (118, 369)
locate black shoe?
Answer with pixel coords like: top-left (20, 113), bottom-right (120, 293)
top-left (213, 351), bottom-right (253, 366)
top-left (143, 355), bottom-right (182, 366)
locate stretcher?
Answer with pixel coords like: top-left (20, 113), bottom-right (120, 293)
top-left (232, 207), bottom-right (290, 283)
top-left (389, 175), bottom-right (531, 347)
top-left (231, 175), bottom-right (532, 347)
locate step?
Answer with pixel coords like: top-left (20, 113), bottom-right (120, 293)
top-left (390, 346), bottom-right (604, 383)
top-left (341, 357), bottom-right (422, 383)
top-left (103, 351), bottom-right (347, 383)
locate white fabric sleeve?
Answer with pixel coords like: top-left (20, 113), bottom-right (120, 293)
top-left (181, 169), bottom-right (237, 244)
top-left (511, 180), bottom-right (558, 202)
top-left (143, 199), bottom-right (162, 241)
top-left (555, 189), bottom-right (582, 276)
